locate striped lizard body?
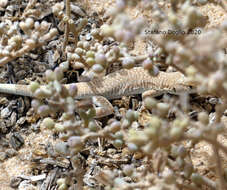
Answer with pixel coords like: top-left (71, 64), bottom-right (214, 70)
top-left (0, 67), bottom-right (195, 99)
top-left (0, 67), bottom-right (196, 117)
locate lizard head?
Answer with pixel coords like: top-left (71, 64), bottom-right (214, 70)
top-left (170, 72), bottom-right (199, 94)
top-left (163, 72), bottom-right (198, 94)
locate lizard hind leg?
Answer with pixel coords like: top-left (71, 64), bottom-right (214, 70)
top-left (92, 96), bottom-right (114, 118)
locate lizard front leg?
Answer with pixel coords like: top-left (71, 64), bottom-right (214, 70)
top-left (92, 90), bottom-right (163, 118)
top-left (142, 89), bottom-right (163, 100)
top-left (92, 96), bottom-right (114, 118)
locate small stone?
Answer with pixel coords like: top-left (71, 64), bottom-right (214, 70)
top-left (9, 132), bottom-right (24, 150)
top-left (10, 177), bottom-right (22, 188)
top-left (18, 180), bottom-right (36, 190)
top-left (1, 107), bottom-right (12, 118)
top-left (0, 152), bottom-right (7, 161)
top-left (16, 117), bottom-right (26, 125)
top-left (5, 148), bottom-right (17, 157)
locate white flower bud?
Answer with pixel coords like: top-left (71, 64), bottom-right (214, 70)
top-left (19, 21), bottom-right (27, 32)
top-left (25, 18), bottom-right (34, 29)
top-left (34, 21), bottom-right (40, 30)
top-left (0, 0), bottom-right (8, 8)
top-left (40, 21), bottom-right (49, 32)
top-left (26, 39), bottom-right (36, 48)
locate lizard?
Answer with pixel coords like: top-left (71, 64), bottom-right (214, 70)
top-left (0, 67), bottom-right (197, 117)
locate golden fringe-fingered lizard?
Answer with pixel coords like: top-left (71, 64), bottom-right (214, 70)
top-left (0, 67), bottom-right (196, 117)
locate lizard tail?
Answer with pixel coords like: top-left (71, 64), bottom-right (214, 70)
top-left (0, 84), bottom-right (34, 97)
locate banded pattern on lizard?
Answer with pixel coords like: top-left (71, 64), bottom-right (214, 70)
top-left (0, 67), bottom-right (196, 117)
